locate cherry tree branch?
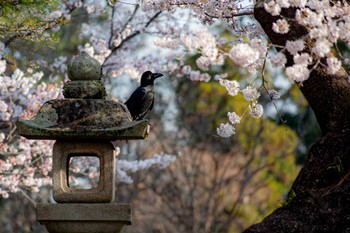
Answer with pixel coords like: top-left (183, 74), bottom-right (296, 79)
top-left (102, 11), bottom-right (162, 67)
top-left (203, 10), bottom-right (254, 19)
top-left (108, 3), bottom-right (117, 48)
top-left (254, 1), bottom-right (350, 135)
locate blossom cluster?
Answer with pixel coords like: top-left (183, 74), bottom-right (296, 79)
top-left (0, 67), bottom-right (60, 122)
top-left (265, 0), bottom-right (350, 81)
top-left (138, 0), bottom-right (349, 139)
top-left (0, 61), bottom-right (60, 198)
top-left (0, 138), bottom-right (53, 198)
top-left (153, 28), bottom-right (225, 81)
top-left (139, 0), bottom-right (251, 28)
top-left (217, 78), bottom-right (265, 137)
top-left (148, 9), bottom-right (269, 137)
top-left (117, 154), bottom-right (177, 183)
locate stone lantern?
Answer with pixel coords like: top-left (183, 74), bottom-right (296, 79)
top-left (16, 52), bottom-right (149, 233)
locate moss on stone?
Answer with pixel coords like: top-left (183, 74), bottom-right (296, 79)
top-left (67, 52), bottom-right (102, 81)
top-left (16, 99), bottom-right (149, 140)
top-left (63, 80), bottom-right (106, 99)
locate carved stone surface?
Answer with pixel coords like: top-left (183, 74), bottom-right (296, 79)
top-left (67, 51), bottom-right (102, 81)
top-left (37, 203), bottom-right (131, 233)
top-left (16, 99), bottom-right (150, 140)
top-left (33, 99), bottom-right (131, 128)
top-left (63, 80), bottom-right (106, 99)
top-left (52, 140), bottom-right (115, 203)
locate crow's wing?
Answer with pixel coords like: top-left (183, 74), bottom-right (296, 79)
top-left (137, 91), bottom-right (154, 120)
top-left (125, 86), bottom-right (147, 119)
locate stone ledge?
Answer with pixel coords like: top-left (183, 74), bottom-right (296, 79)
top-left (17, 116), bottom-right (149, 140)
top-left (37, 203), bottom-right (131, 221)
top-left (37, 203), bottom-right (131, 233)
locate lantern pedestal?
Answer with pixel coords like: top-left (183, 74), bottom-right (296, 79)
top-left (37, 203), bottom-right (131, 233)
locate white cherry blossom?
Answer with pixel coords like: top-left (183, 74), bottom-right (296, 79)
top-left (219, 79), bottom-right (240, 96)
top-left (270, 53), bottom-right (287, 67)
top-left (326, 57), bottom-right (342, 74)
top-left (264, 1), bottom-right (281, 16)
top-left (272, 19), bottom-right (290, 34)
top-left (242, 86), bottom-right (261, 101)
top-left (286, 64), bottom-right (310, 83)
top-left (249, 103), bottom-right (264, 118)
top-left (286, 39), bottom-right (305, 55)
top-left (229, 43), bottom-right (260, 68)
top-left (217, 123), bottom-right (235, 137)
top-left (227, 112), bottom-right (241, 124)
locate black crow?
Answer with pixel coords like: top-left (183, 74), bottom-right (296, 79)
top-left (125, 71), bottom-right (163, 120)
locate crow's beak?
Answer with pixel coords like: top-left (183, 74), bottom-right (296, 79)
top-left (152, 73), bottom-right (164, 79)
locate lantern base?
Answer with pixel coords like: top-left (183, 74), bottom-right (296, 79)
top-left (37, 203), bottom-right (131, 233)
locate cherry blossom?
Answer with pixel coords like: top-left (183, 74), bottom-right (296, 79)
top-left (0, 60), bottom-right (6, 74)
top-left (242, 86), bottom-right (261, 101)
top-left (219, 79), bottom-right (240, 96)
top-left (270, 53), bottom-right (287, 67)
top-left (289, 0), bottom-right (307, 8)
top-left (293, 53), bottom-right (312, 66)
top-left (228, 43), bottom-right (260, 67)
top-left (272, 19), bottom-right (290, 34)
top-left (228, 112), bottom-right (241, 124)
top-left (268, 89), bottom-right (281, 100)
top-left (312, 38), bottom-right (332, 57)
top-left (285, 64), bottom-right (310, 83)
top-left (326, 57), bottom-right (342, 75)
top-left (264, 1), bottom-right (281, 16)
top-left (117, 154), bottom-right (177, 183)
top-left (249, 102), bottom-right (264, 118)
top-left (286, 39), bottom-right (305, 55)
top-left (217, 123), bottom-right (235, 138)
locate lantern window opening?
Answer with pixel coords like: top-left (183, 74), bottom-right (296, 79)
top-left (67, 153), bottom-right (101, 190)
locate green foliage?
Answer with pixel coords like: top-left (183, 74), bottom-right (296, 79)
top-left (0, 1), bottom-right (66, 44)
top-left (173, 66), bottom-right (300, 232)
top-left (231, 102), bottom-right (299, 231)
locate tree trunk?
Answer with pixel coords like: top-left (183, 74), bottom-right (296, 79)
top-left (244, 1), bottom-right (350, 232)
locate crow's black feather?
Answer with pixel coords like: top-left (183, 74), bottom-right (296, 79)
top-left (125, 71), bottom-right (163, 120)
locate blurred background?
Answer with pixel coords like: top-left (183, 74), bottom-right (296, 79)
top-left (0, 1), bottom-right (323, 232)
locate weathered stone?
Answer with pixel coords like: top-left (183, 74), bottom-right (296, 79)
top-left (22, 99), bottom-right (131, 128)
top-left (15, 51), bottom-right (141, 233)
top-left (53, 140), bottom-right (115, 203)
top-left (63, 80), bottom-right (106, 99)
top-left (37, 203), bottom-right (131, 233)
top-left (67, 52), bottom-right (102, 81)
top-left (16, 99), bottom-right (150, 140)
top-left (17, 117), bottom-right (149, 140)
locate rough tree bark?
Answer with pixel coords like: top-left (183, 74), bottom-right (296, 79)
top-left (244, 1), bottom-right (350, 233)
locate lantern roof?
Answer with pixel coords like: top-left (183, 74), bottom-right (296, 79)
top-left (17, 52), bottom-right (149, 140)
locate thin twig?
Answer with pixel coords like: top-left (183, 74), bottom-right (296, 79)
top-left (19, 188), bottom-right (37, 208)
top-left (117, 0), bottom-right (138, 6)
top-left (259, 50), bottom-right (288, 125)
top-left (108, 3), bottom-right (116, 48)
top-left (121, 4), bottom-right (140, 34)
top-left (103, 11), bottom-right (162, 67)
top-left (204, 10), bottom-right (254, 19)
